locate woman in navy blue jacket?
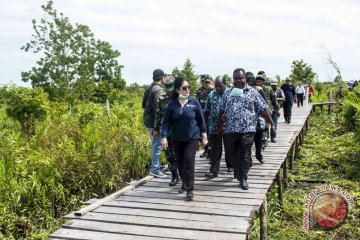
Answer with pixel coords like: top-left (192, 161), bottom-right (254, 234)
top-left (161, 77), bottom-right (208, 200)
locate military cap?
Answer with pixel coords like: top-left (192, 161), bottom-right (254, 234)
top-left (163, 75), bottom-right (175, 91)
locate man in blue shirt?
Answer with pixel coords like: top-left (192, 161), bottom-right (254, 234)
top-left (218, 68), bottom-right (275, 190)
top-left (204, 76), bottom-right (232, 178)
top-left (281, 78), bottom-right (296, 124)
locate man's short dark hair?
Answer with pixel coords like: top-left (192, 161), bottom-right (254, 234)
top-left (153, 69), bottom-right (164, 81)
top-left (258, 70), bottom-right (265, 76)
top-left (233, 68), bottom-right (245, 75)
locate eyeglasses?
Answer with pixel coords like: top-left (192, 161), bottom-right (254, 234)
top-left (182, 85), bottom-right (191, 91)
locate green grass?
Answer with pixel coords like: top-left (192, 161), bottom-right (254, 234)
top-left (249, 111), bottom-right (360, 240)
top-left (0, 96), bottom-right (152, 239)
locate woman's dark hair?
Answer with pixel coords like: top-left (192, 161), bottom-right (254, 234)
top-left (172, 77), bottom-right (186, 99)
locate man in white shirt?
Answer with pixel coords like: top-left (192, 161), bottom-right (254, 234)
top-left (295, 83), bottom-right (305, 107)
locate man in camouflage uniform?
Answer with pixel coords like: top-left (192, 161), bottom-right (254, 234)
top-left (256, 73), bottom-right (279, 147)
top-left (196, 74), bottom-right (213, 158)
top-left (153, 76), bottom-right (179, 186)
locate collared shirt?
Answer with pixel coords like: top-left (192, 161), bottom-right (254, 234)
top-left (161, 97), bottom-right (207, 141)
top-left (281, 84), bottom-right (296, 101)
top-left (296, 85), bottom-right (305, 94)
top-left (204, 89), bottom-right (224, 134)
top-left (220, 86), bottom-right (268, 133)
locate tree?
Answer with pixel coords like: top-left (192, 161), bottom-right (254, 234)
top-left (5, 87), bottom-right (49, 135)
top-left (172, 59), bottom-right (199, 95)
top-left (290, 59), bottom-right (316, 84)
top-left (275, 75), bottom-right (283, 86)
top-left (21, 1), bottom-right (125, 102)
top-left (223, 74), bottom-right (232, 86)
top-left (320, 45), bottom-right (343, 82)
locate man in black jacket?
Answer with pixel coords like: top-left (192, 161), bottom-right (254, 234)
top-left (281, 78), bottom-right (296, 124)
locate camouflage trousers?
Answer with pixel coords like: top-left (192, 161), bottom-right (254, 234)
top-left (164, 136), bottom-right (178, 178)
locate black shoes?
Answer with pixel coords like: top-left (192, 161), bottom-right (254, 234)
top-left (205, 172), bottom-right (218, 179)
top-left (256, 155), bottom-right (264, 164)
top-left (169, 177), bottom-right (179, 186)
top-left (186, 190), bottom-right (194, 200)
top-left (239, 179), bottom-right (249, 190)
top-left (271, 138), bottom-right (276, 143)
top-left (227, 167), bottom-right (233, 172)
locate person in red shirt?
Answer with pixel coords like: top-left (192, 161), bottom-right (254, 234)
top-left (308, 83), bottom-right (314, 103)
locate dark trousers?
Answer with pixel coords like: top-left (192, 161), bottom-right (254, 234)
top-left (308, 93), bottom-right (312, 103)
top-left (164, 136), bottom-right (178, 179)
top-left (297, 93), bottom-right (304, 107)
top-left (209, 134), bottom-right (232, 173)
top-left (271, 111), bottom-right (278, 139)
top-left (173, 140), bottom-right (198, 191)
top-left (254, 130), bottom-right (262, 160)
top-left (283, 100), bottom-right (293, 122)
top-left (224, 133), bottom-right (255, 181)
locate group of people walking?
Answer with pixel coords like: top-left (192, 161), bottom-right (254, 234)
top-left (143, 68), bottom-right (303, 201)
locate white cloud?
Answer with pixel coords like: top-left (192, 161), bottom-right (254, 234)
top-left (1, 0), bottom-right (359, 86)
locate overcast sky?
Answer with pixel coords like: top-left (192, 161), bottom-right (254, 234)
top-left (0, 0), bottom-right (359, 86)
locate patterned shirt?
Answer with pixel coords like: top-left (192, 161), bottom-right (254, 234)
top-left (204, 90), bottom-right (223, 134)
top-left (220, 86), bottom-right (269, 133)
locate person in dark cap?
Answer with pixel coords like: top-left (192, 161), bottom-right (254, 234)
top-left (247, 72), bottom-right (267, 164)
top-left (281, 78), bottom-right (296, 124)
top-left (196, 74), bottom-right (213, 158)
top-left (256, 75), bottom-right (279, 143)
top-left (154, 76), bottom-right (179, 185)
top-left (258, 71), bottom-right (266, 78)
top-left (142, 69), bottom-right (166, 178)
top-left (218, 68), bottom-right (275, 190)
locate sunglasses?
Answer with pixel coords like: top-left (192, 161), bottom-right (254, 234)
top-left (182, 85), bottom-right (191, 91)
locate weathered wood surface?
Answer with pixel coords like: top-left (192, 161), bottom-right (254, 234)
top-left (49, 105), bottom-right (312, 240)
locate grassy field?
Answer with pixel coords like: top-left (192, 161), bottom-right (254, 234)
top-left (249, 110), bottom-right (360, 240)
top-left (0, 93), bottom-right (152, 239)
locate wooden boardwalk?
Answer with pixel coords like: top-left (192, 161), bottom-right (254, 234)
top-left (49, 105), bottom-right (312, 240)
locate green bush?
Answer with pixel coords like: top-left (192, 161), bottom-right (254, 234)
top-left (5, 87), bottom-right (49, 135)
top-left (0, 89), bottom-right (151, 239)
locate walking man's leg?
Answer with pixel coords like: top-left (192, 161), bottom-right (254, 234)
top-left (224, 133), bottom-right (240, 179)
top-left (271, 111), bottom-right (278, 142)
top-left (283, 101), bottom-right (289, 122)
top-left (206, 134), bottom-right (222, 178)
top-left (166, 136), bottom-right (179, 186)
top-left (288, 101), bottom-right (293, 123)
top-left (148, 128), bottom-right (164, 177)
top-left (238, 132), bottom-right (255, 190)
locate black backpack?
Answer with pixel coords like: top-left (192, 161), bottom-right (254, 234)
top-left (142, 83), bottom-right (161, 113)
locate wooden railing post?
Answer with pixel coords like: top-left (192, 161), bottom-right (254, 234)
top-left (290, 143), bottom-right (295, 170)
top-left (283, 159), bottom-right (288, 188)
top-left (276, 172), bottom-right (283, 208)
top-left (260, 197), bottom-right (267, 240)
top-left (295, 136), bottom-right (300, 158)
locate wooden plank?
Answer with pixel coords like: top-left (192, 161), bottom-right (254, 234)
top-left (74, 176), bottom-right (153, 216)
top-left (144, 180), bottom-right (270, 190)
top-left (121, 191), bottom-right (264, 206)
top-left (80, 200), bottom-right (255, 218)
top-left (133, 186), bottom-right (266, 199)
top-left (116, 195), bottom-right (260, 211)
top-left (66, 212), bottom-right (248, 234)
top-left (91, 206), bottom-right (251, 223)
top-left (53, 219), bottom-right (247, 240)
top-left (154, 177), bottom-right (274, 185)
top-left (49, 227), bottom-right (169, 240)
